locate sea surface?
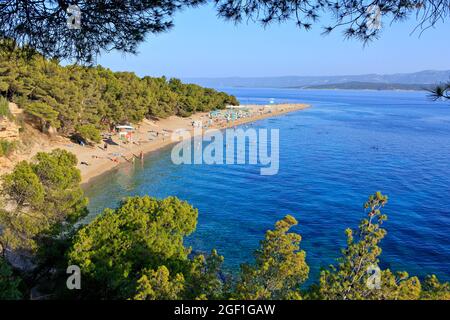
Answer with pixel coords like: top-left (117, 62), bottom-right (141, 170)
top-left (84, 88), bottom-right (450, 283)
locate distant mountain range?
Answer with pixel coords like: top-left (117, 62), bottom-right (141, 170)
top-left (183, 70), bottom-right (450, 91)
top-left (301, 82), bottom-right (435, 91)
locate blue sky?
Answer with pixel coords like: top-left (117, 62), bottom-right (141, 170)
top-left (97, 4), bottom-right (450, 78)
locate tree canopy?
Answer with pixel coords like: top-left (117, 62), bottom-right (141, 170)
top-left (0, 256), bottom-right (22, 300)
top-left (215, 0), bottom-right (449, 42)
top-left (235, 215), bottom-right (309, 300)
top-left (0, 0), bottom-right (206, 63)
top-left (0, 149), bottom-right (88, 255)
top-left (315, 192), bottom-right (423, 300)
top-left (0, 46), bottom-right (238, 138)
top-left (0, 1), bottom-right (447, 63)
top-left (67, 195), bottom-right (227, 299)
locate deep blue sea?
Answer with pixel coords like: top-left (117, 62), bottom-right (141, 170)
top-left (84, 88), bottom-right (450, 283)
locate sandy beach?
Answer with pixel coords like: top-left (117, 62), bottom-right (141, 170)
top-left (0, 103), bottom-right (309, 184)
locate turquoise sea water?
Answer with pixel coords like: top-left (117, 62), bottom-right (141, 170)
top-left (84, 89), bottom-right (450, 282)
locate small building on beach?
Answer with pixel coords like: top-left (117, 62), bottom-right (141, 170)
top-left (115, 125), bottom-right (135, 142)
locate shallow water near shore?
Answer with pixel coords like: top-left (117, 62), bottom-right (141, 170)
top-left (84, 88), bottom-right (450, 283)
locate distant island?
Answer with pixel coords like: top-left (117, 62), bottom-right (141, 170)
top-left (297, 82), bottom-right (435, 91)
top-left (183, 70), bottom-right (450, 91)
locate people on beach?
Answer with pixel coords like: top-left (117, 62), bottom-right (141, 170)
top-left (65, 104), bottom-right (307, 181)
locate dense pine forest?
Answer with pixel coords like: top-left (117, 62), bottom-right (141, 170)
top-left (0, 47), bottom-right (238, 142)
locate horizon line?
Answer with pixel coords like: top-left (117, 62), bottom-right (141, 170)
top-left (180, 69), bottom-right (450, 79)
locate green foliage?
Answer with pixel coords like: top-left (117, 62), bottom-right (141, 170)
top-left (75, 124), bottom-right (102, 144)
top-left (24, 102), bottom-right (60, 131)
top-left (0, 139), bottom-right (17, 157)
top-left (185, 249), bottom-right (226, 300)
top-left (2, 161), bottom-right (45, 208)
top-left (0, 97), bottom-right (17, 158)
top-left (2, 162), bottom-right (449, 302)
top-left (32, 149), bottom-right (88, 225)
top-left (0, 50), bottom-right (239, 135)
top-left (375, 270), bottom-right (421, 300)
top-left (62, 192), bottom-right (450, 301)
top-left (314, 192), bottom-right (424, 300)
top-left (420, 275), bottom-right (450, 300)
top-left (0, 209), bottom-right (44, 254)
top-left (316, 192), bottom-right (388, 299)
top-left (134, 266), bottom-right (185, 300)
top-left (235, 215), bottom-right (309, 300)
top-left (0, 149), bottom-right (88, 254)
top-left (133, 250), bottom-right (227, 301)
top-left (66, 195), bottom-right (229, 300)
top-left (0, 257), bottom-right (22, 300)
top-left (0, 95), bottom-right (11, 118)
top-left (68, 196), bottom-right (198, 299)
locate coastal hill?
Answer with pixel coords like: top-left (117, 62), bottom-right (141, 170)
top-left (0, 49), bottom-right (310, 181)
top-left (0, 48), bottom-right (239, 141)
top-left (300, 82), bottom-right (435, 91)
top-left (0, 47), bottom-right (237, 176)
top-left (183, 70), bottom-right (450, 90)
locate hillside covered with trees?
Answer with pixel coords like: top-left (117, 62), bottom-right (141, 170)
top-left (0, 47), bottom-right (239, 143)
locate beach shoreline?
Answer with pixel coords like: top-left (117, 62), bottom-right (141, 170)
top-left (81, 103), bottom-right (309, 185)
top-left (1, 103), bottom-right (310, 185)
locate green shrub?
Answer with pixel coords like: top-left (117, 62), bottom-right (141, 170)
top-left (0, 139), bottom-right (17, 157)
top-left (0, 257), bottom-right (22, 299)
top-left (76, 124), bottom-right (102, 143)
top-left (0, 96), bottom-right (11, 118)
